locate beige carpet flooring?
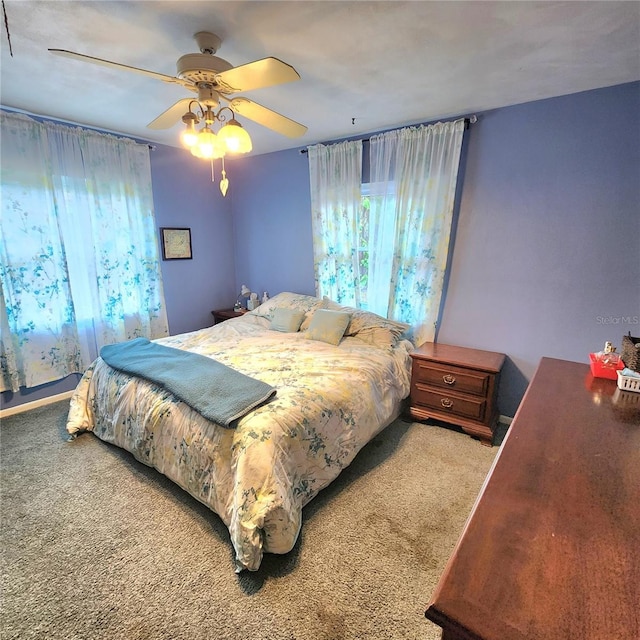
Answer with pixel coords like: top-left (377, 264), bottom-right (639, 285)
top-left (1, 400), bottom-right (499, 640)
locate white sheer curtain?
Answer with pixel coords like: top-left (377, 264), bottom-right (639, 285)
top-left (308, 140), bottom-right (363, 305)
top-left (369, 120), bottom-right (465, 344)
top-left (0, 111), bottom-right (168, 392)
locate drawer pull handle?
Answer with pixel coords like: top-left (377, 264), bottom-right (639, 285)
top-left (443, 374), bottom-right (456, 385)
top-left (441, 398), bottom-right (454, 408)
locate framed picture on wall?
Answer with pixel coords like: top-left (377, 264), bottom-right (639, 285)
top-left (160, 227), bottom-right (192, 260)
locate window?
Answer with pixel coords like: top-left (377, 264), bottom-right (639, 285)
top-left (0, 111), bottom-right (168, 392)
top-left (358, 181), bottom-right (397, 311)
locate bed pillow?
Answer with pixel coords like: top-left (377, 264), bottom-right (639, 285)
top-left (348, 326), bottom-right (398, 350)
top-left (322, 297), bottom-right (410, 349)
top-left (299, 297), bottom-right (328, 331)
top-left (347, 310), bottom-right (409, 339)
top-left (305, 309), bottom-right (351, 346)
top-left (270, 308), bottom-right (306, 333)
top-left (250, 292), bottom-right (325, 329)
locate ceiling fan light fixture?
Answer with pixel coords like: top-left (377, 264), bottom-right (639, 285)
top-left (218, 118), bottom-right (253, 154)
top-left (196, 127), bottom-right (225, 160)
top-left (181, 122), bottom-right (199, 149)
top-left (48, 32), bottom-right (305, 198)
top-left (180, 111), bottom-right (200, 148)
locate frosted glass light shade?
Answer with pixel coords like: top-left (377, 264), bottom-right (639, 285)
top-left (197, 129), bottom-right (226, 159)
top-left (181, 126), bottom-right (199, 148)
top-left (218, 120), bottom-right (252, 154)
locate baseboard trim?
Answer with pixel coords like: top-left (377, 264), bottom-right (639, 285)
top-left (0, 390), bottom-right (74, 419)
top-left (499, 415), bottom-right (513, 426)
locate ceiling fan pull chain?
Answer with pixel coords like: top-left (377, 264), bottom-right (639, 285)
top-left (219, 157), bottom-right (229, 197)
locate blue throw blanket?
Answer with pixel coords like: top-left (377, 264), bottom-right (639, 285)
top-left (100, 338), bottom-right (276, 427)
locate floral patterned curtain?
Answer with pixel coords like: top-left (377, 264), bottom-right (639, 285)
top-left (0, 111), bottom-right (168, 393)
top-left (368, 120), bottom-right (465, 344)
top-left (308, 140), bottom-right (363, 306)
top-left (307, 121), bottom-right (465, 345)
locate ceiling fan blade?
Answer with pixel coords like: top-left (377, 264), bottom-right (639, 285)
top-left (48, 49), bottom-right (189, 86)
top-left (228, 97), bottom-right (307, 138)
top-left (215, 57), bottom-right (300, 94)
top-left (147, 98), bottom-right (195, 129)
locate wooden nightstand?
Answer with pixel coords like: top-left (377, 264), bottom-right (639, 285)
top-left (211, 308), bottom-right (248, 324)
top-left (409, 342), bottom-right (505, 446)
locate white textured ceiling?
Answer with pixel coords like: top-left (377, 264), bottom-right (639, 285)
top-left (1, 1), bottom-right (639, 156)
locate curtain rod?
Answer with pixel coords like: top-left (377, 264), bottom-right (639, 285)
top-left (299, 115), bottom-right (476, 154)
top-left (2, 107), bottom-right (160, 151)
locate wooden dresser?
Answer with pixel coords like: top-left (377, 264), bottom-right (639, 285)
top-left (425, 357), bottom-right (640, 640)
top-left (409, 343), bottom-right (505, 446)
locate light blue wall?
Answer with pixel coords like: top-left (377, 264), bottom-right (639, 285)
top-left (437, 82), bottom-right (640, 415)
top-left (151, 144), bottom-right (236, 335)
top-left (232, 82), bottom-right (640, 417)
top-left (3, 82), bottom-right (639, 415)
top-left (230, 148), bottom-right (316, 298)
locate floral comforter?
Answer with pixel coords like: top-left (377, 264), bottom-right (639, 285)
top-left (67, 313), bottom-right (413, 571)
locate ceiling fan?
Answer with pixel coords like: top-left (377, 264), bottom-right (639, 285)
top-left (48, 31), bottom-right (307, 139)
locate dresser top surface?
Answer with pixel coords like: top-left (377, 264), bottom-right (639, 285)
top-left (411, 342), bottom-right (505, 373)
top-left (426, 357), bottom-right (640, 640)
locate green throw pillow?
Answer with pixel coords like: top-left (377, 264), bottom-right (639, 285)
top-left (305, 309), bottom-right (351, 346)
top-left (270, 308), bottom-right (306, 333)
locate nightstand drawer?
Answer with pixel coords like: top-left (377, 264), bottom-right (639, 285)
top-left (412, 360), bottom-right (490, 397)
top-left (412, 384), bottom-right (487, 422)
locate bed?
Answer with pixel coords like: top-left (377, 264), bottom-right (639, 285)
top-left (66, 292), bottom-right (413, 571)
